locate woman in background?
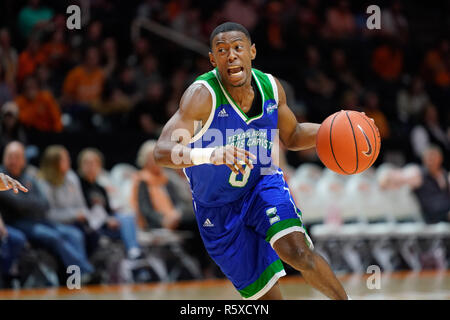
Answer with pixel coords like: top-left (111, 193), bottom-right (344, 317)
top-left (77, 148), bottom-right (141, 260)
top-left (37, 145), bottom-right (98, 256)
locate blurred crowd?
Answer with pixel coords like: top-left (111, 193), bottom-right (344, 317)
top-left (0, 0), bottom-right (449, 287)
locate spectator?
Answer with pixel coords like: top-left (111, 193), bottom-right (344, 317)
top-left (134, 54), bottom-right (161, 96)
top-left (384, 146), bottom-right (450, 224)
top-left (77, 148), bottom-right (142, 260)
top-left (372, 38), bottom-right (404, 82)
top-left (130, 140), bottom-right (181, 230)
top-left (422, 38), bottom-right (450, 88)
top-left (397, 76), bottom-right (430, 123)
top-left (0, 102), bottom-right (27, 156)
top-left (222, 0), bottom-right (258, 32)
top-left (329, 48), bottom-right (362, 96)
top-left (0, 28), bottom-right (18, 89)
top-left (412, 146), bottom-right (450, 223)
top-left (37, 145), bottom-right (99, 255)
top-left (17, 37), bottom-right (45, 84)
top-left (323, 0), bottom-right (356, 40)
top-left (363, 91), bottom-right (391, 140)
top-left (132, 140), bottom-right (213, 275)
top-left (17, 0), bottom-right (54, 39)
top-left (14, 76), bottom-right (63, 133)
top-left (302, 45), bottom-right (336, 122)
top-left (0, 63), bottom-right (13, 108)
top-left (381, 0), bottom-right (409, 42)
top-left (0, 141), bottom-right (94, 278)
top-left (0, 214), bottom-right (27, 287)
top-left (129, 81), bottom-right (167, 136)
top-left (101, 37), bottom-right (118, 79)
top-left (62, 46), bottom-right (105, 112)
top-left (410, 104), bottom-right (450, 167)
top-left (38, 29), bottom-right (69, 71)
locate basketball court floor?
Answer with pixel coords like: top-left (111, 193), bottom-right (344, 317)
top-left (0, 270), bottom-right (448, 300)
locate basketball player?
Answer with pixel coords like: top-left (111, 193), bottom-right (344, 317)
top-left (0, 172), bottom-right (28, 193)
top-left (154, 22), bottom-right (349, 300)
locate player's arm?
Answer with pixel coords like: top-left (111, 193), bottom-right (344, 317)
top-left (154, 83), bottom-right (255, 174)
top-left (276, 77), bottom-right (320, 151)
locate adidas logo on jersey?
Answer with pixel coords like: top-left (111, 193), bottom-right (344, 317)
top-left (218, 108), bottom-right (228, 117)
top-left (203, 218), bottom-right (214, 227)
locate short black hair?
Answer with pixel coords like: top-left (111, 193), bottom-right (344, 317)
top-left (210, 22), bottom-right (251, 48)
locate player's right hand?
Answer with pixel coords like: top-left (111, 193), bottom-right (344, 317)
top-left (210, 145), bottom-right (256, 175)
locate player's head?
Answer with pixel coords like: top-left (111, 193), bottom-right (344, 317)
top-left (209, 22), bottom-right (256, 88)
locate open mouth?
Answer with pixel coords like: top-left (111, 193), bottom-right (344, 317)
top-left (227, 66), bottom-right (244, 77)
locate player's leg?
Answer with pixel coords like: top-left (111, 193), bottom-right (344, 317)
top-left (258, 281), bottom-right (283, 300)
top-left (273, 231), bottom-right (348, 300)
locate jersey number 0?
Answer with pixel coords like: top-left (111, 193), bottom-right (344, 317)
top-left (229, 164), bottom-right (251, 187)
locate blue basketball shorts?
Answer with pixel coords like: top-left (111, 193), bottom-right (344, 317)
top-left (193, 170), bottom-right (313, 300)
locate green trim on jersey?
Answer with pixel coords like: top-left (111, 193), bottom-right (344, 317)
top-left (238, 259), bottom-right (285, 299)
top-left (194, 68), bottom-right (277, 123)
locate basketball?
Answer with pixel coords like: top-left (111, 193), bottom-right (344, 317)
top-left (316, 110), bottom-right (381, 175)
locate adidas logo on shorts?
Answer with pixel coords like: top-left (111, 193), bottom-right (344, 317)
top-left (203, 218), bottom-right (214, 227)
top-left (218, 108), bottom-right (228, 117)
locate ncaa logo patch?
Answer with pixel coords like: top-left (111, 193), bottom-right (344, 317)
top-left (266, 207), bottom-right (280, 225)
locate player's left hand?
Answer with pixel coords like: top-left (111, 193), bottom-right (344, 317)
top-left (0, 173), bottom-right (28, 193)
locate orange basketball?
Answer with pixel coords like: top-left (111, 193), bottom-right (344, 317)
top-left (316, 110), bottom-right (381, 175)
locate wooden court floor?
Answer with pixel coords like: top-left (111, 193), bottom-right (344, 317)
top-left (0, 270), bottom-right (448, 300)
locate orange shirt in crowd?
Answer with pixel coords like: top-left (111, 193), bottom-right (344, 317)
top-left (15, 90), bottom-right (63, 132)
top-left (39, 41), bottom-right (68, 65)
top-left (372, 45), bottom-right (404, 81)
top-left (17, 50), bottom-right (45, 83)
top-left (62, 66), bottom-right (104, 104)
top-left (423, 50), bottom-right (450, 87)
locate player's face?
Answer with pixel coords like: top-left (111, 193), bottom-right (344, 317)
top-left (209, 31), bottom-right (256, 87)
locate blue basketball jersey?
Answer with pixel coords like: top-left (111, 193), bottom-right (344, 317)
top-left (184, 68), bottom-right (280, 207)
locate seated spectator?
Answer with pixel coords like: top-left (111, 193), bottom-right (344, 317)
top-left (134, 54), bottom-right (161, 97)
top-left (62, 46), bottom-right (105, 128)
top-left (322, 0), bottom-right (356, 40)
top-left (380, 0), bottom-right (409, 42)
top-left (371, 38), bottom-right (404, 82)
top-left (422, 38), bottom-right (450, 88)
top-left (130, 140), bottom-right (181, 230)
top-left (129, 81), bottom-right (167, 137)
top-left (396, 76), bottom-right (430, 123)
top-left (0, 141), bottom-right (94, 278)
top-left (15, 76), bottom-right (63, 132)
top-left (302, 45), bottom-right (335, 122)
top-left (131, 140), bottom-right (213, 275)
top-left (38, 29), bottom-right (69, 71)
top-left (363, 91), bottom-right (390, 140)
top-left (0, 63), bottom-right (13, 108)
top-left (17, 0), bottom-right (54, 40)
top-left (77, 148), bottom-right (141, 260)
top-left (37, 145), bottom-right (99, 255)
top-left (382, 146), bottom-right (450, 224)
top-left (0, 28), bottom-right (18, 89)
top-left (0, 102), bottom-right (27, 157)
top-left (329, 48), bottom-right (362, 95)
top-left (412, 146), bottom-right (450, 223)
top-left (410, 103), bottom-right (450, 167)
top-left (0, 214), bottom-right (27, 287)
top-left (17, 37), bottom-right (45, 84)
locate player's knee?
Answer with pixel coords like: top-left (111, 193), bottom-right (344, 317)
top-left (277, 242), bottom-right (315, 271)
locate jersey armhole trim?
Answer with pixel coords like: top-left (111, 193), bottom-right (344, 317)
top-left (267, 74), bottom-right (279, 105)
top-left (189, 80), bottom-right (216, 143)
